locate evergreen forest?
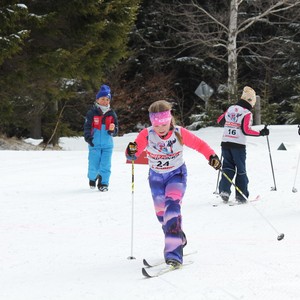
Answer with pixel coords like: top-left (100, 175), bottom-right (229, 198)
top-left (1, 0), bottom-right (300, 145)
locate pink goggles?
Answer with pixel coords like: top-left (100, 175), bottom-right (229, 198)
top-left (149, 110), bottom-right (172, 126)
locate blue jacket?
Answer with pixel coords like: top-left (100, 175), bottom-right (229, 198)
top-left (84, 105), bottom-right (118, 148)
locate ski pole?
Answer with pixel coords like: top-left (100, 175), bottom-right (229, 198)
top-left (265, 126), bottom-right (277, 191)
top-left (213, 154), bottom-right (222, 194)
top-left (292, 152), bottom-right (300, 193)
top-left (128, 159), bottom-right (136, 260)
top-left (220, 169), bottom-right (249, 203)
top-left (220, 169), bottom-right (284, 241)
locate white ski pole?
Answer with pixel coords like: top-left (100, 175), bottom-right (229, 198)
top-left (266, 130), bottom-right (277, 191)
top-left (292, 152), bottom-right (300, 193)
top-left (213, 154), bottom-right (222, 194)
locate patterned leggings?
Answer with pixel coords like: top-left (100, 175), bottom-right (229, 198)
top-left (148, 164), bottom-right (187, 263)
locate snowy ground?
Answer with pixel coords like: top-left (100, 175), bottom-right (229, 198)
top-left (1, 125), bottom-right (300, 300)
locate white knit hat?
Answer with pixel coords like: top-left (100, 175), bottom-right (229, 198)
top-left (241, 86), bottom-right (256, 107)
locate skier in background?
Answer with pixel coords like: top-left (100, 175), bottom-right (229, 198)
top-left (217, 86), bottom-right (269, 203)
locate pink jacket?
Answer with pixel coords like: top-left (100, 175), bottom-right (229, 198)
top-left (133, 126), bottom-right (215, 161)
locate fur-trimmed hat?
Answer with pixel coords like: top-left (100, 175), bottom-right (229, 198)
top-left (96, 84), bottom-right (111, 100)
top-left (241, 86), bottom-right (256, 107)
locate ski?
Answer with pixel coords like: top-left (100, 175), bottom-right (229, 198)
top-left (142, 261), bottom-right (193, 278)
top-left (212, 194), bottom-right (260, 207)
top-left (229, 194), bottom-right (260, 206)
top-left (143, 251), bottom-right (197, 268)
top-left (142, 264), bottom-right (180, 278)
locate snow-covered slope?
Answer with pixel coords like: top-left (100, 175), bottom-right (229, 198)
top-left (1, 125), bottom-right (300, 300)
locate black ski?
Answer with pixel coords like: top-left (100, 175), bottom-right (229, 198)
top-left (212, 195), bottom-right (260, 207)
top-left (143, 251), bottom-right (197, 268)
top-left (142, 261), bottom-right (193, 278)
top-left (142, 265), bottom-right (179, 278)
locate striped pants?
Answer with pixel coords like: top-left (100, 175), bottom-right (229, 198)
top-left (148, 164), bottom-right (187, 263)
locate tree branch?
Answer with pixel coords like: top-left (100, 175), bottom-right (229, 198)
top-left (238, 1), bottom-right (300, 34)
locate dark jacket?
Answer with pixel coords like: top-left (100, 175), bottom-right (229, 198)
top-left (84, 105), bottom-right (118, 148)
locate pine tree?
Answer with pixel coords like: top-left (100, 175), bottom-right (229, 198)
top-left (0, 0), bottom-right (141, 142)
top-left (0, 2), bottom-right (30, 65)
top-left (0, 2), bottom-right (32, 137)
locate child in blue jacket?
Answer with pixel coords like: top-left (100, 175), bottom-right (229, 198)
top-left (84, 85), bottom-right (118, 191)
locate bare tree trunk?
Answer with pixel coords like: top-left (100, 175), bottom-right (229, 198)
top-left (228, 0), bottom-right (238, 102)
top-left (42, 102), bottom-right (66, 150)
top-left (165, 0), bottom-right (299, 101)
top-left (253, 95), bottom-right (261, 125)
top-left (30, 114), bottom-right (42, 139)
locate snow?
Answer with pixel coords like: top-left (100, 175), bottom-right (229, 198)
top-left (1, 125), bottom-right (300, 300)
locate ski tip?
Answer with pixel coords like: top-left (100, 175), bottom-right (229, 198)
top-left (142, 259), bottom-right (152, 267)
top-left (142, 267), bottom-right (153, 278)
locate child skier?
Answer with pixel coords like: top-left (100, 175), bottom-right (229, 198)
top-left (84, 84), bottom-right (118, 191)
top-left (217, 86), bottom-right (269, 203)
top-left (126, 100), bottom-right (221, 268)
